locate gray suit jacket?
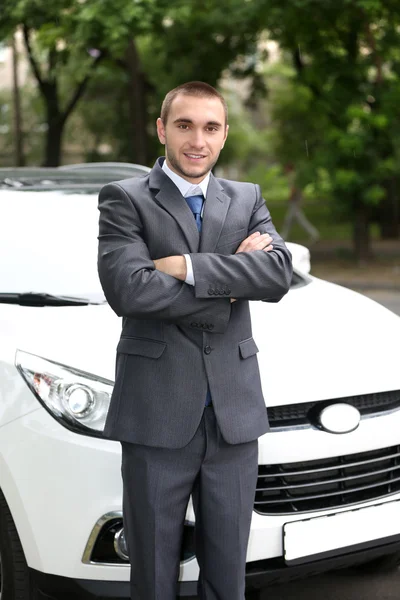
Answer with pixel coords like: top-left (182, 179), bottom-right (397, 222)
top-left (97, 158), bottom-right (292, 448)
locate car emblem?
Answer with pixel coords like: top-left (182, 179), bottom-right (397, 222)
top-left (318, 403), bottom-right (361, 434)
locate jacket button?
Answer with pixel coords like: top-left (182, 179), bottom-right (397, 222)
top-left (191, 322), bottom-right (198, 327)
top-left (225, 288), bottom-right (231, 294)
top-left (208, 290), bottom-right (214, 295)
top-left (208, 324), bottom-right (214, 330)
top-left (204, 346), bottom-right (212, 355)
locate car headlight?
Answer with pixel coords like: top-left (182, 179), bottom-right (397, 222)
top-left (16, 350), bottom-right (113, 437)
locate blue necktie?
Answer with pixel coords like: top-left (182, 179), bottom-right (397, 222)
top-left (185, 194), bottom-right (212, 406)
top-left (185, 194), bottom-right (203, 232)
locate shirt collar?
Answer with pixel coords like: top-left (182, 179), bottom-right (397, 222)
top-left (162, 158), bottom-right (210, 198)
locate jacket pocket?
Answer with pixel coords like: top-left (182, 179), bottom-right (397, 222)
top-left (238, 337), bottom-right (259, 359)
top-left (117, 337), bottom-right (167, 359)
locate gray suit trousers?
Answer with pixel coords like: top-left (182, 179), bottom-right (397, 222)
top-left (121, 405), bottom-right (258, 600)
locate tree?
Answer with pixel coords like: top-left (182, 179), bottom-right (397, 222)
top-left (255, 0), bottom-right (400, 260)
top-left (0, 0), bottom-right (274, 166)
top-left (0, 0), bottom-right (165, 166)
top-left (10, 33), bottom-right (25, 165)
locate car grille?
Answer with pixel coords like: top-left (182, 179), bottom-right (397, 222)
top-left (267, 389), bottom-right (400, 429)
top-left (255, 445), bottom-right (400, 514)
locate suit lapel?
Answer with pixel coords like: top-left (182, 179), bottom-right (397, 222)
top-left (150, 160), bottom-right (200, 253)
top-left (149, 159), bottom-right (231, 254)
top-left (199, 174), bottom-right (231, 253)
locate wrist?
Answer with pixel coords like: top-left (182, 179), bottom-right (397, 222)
top-left (176, 255), bottom-right (187, 281)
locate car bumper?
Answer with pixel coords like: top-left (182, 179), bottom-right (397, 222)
top-left (4, 402), bottom-right (400, 584)
top-left (30, 537), bottom-right (400, 599)
top-left (29, 568), bottom-right (197, 598)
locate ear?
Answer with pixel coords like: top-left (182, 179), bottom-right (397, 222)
top-left (156, 118), bottom-right (166, 145)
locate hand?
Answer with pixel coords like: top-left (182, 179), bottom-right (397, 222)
top-left (153, 256), bottom-right (187, 281)
top-left (236, 231), bottom-right (273, 254)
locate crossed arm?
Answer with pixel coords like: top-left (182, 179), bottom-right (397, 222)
top-left (154, 231), bottom-right (275, 303)
top-left (98, 182), bottom-right (292, 334)
top-left (98, 183), bottom-right (232, 333)
top-left (154, 184), bottom-right (292, 304)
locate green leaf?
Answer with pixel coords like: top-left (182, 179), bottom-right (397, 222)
top-left (362, 184), bottom-right (386, 205)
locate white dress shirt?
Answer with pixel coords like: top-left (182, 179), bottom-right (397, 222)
top-left (162, 159), bottom-right (210, 285)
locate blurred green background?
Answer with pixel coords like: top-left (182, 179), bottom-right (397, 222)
top-left (1, 0), bottom-right (400, 266)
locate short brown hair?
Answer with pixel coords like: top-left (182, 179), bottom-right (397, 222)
top-left (160, 81), bottom-right (228, 126)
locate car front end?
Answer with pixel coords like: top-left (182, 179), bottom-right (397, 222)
top-left (1, 167), bottom-right (400, 599)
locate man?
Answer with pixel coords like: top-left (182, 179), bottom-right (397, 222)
top-left (97, 81), bottom-right (292, 600)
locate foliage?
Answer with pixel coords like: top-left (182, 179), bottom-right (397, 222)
top-left (249, 0), bottom-right (400, 256)
top-left (2, 0), bottom-right (400, 257)
top-left (0, 86), bottom-right (46, 166)
top-left (0, 0), bottom-right (271, 165)
top-left (0, 0), bottom-right (174, 164)
top-left (138, 0), bottom-right (264, 93)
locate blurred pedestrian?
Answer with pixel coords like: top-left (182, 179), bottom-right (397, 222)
top-left (282, 163), bottom-right (320, 243)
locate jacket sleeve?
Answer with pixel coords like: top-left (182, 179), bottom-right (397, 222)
top-left (97, 182), bottom-right (231, 333)
top-left (189, 184), bottom-right (293, 302)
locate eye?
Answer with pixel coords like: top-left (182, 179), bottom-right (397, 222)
top-left (206, 126), bottom-right (218, 132)
top-left (178, 124), bottom-right (189, 130)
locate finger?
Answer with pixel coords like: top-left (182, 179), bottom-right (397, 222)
top-left (237, 232), bottom-right (260, 251)
top-left (250, 235), bottom-right (273, 250)
top-left (249, 232), bottom-right (269, 241)
top-left (253, 233), bottom-right (272, 243)
top-left (237, 232), bottom-right (273, 253)
top-left (243, 233), bottom-right (272, 249)
top-left (263, 244), bottom-right (273, 252)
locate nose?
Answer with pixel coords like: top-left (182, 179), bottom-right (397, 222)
top-left (190, 128), bottom-right (206, 149)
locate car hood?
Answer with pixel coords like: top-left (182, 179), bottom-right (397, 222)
top-left (1, 277), bottom-right (399, 407)
top-left (0, 303), bottom-right (121, 382)
top-left (251, 277), bottom-right (400, 405)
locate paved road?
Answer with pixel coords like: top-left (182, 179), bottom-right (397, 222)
top-left (361, 289), bottom-right (400, 316)
top-left (259, 568), bottom-right (400, 599)
top-left (259, 288), bottom-right (400, 600)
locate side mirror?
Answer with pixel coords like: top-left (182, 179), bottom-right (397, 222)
top-left (285, 242), bottom-right (311, 275)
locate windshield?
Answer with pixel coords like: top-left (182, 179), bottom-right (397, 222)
top-left (0, 189), bottom-right (105, 302)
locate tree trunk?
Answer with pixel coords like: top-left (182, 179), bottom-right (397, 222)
top-left (22, 28), bottom-right (104, 168)
top-left (353, 203), bottom-right (372, 264)
top-left (11, 33), bottom-right (25, 166)
top-left (125, 39), bottom-right (148, 165)
top-left (42, 82), bottom-right (63, 167)
top-left (379, 177), bottom-right (400, 239)
top-left (44, 121), bottom-right (63, 167)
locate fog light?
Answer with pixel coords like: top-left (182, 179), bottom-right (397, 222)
top-left (114, 527), bottom-right (129, 561)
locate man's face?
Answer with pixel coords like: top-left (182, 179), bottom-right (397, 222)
top-left (156, 94), bottom-right (229, 184)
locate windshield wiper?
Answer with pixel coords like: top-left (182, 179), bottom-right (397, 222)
top-left (0, 293), bottom-right (102, 306)
top-left (0, 178), bottom-right (24, 188)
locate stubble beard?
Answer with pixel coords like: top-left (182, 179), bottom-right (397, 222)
top-left (166, 145), bottom-right (219, 181)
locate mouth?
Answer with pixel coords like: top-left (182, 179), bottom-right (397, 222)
top-left (184, 153), bottom-right (207, 162)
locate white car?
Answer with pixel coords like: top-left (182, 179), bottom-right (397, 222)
top-left (1, 163), bottom-right (400, 600)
